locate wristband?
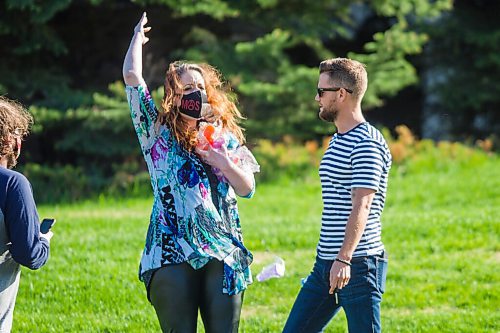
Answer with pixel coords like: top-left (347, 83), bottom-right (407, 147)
top-left (335, 258), bottom-right (351, 266)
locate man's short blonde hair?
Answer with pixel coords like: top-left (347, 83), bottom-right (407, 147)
top-left (319, 58), bottom-right (368, 101)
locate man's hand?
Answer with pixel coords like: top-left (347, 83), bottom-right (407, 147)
top-left (134, 12), bottom-right (151, 45)
top-left (329, 260), bottom-right (351, 294)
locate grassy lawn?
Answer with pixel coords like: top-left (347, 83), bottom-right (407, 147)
top-left (13, 157), bottom-right (499, 332)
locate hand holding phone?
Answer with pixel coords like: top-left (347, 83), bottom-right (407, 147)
top-left (40, 218), bottom-right (56, 234)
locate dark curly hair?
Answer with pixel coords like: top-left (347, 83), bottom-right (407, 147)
top-left (0, 96), bottom-right (33, 168)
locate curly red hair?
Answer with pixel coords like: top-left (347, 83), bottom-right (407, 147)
top-left (160, 61), bottom-right (245, 151)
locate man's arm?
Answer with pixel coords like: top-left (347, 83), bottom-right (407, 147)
top-left (328, 187), bottom-right (376, 293)
top-left (338, 188), bottom-right (376, 260)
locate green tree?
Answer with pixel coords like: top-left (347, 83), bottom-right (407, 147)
top-left (0, 0), bottom-right (72, 101)
top-left (1, 0), bottom-right (460, 201)
top-left (1, 0), bottom-right (453, 139)
top-left (422, 0), bottom-right (500, 139)
top-left (174, 0), bottom-right (453, 139)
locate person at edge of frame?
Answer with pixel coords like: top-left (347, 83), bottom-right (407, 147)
top-left (0, 96), bottom-right (54, 333)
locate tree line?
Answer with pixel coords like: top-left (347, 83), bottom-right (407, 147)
top-left (0, 0), bottom-right (498, 202)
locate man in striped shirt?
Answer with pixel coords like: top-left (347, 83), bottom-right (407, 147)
top-left (283, 58), bottom-right (392, 333)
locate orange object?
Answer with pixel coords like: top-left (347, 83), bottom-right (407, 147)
top-left (203, 124), bottom-right (215, 145)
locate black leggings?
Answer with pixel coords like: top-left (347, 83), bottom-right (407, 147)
top-left (149, 260), bottom-right (244, 333)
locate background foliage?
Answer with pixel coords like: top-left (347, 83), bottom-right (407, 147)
top-left (421, 0), bottom-right (500, 139)
top-left (1, 0), bottom-right (499, 202)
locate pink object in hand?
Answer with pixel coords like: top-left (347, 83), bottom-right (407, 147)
top-left (212, 137), bottom-right (225, 149)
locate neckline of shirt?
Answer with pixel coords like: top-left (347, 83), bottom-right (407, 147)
top-left (336, 121), bottom-right (367, 137)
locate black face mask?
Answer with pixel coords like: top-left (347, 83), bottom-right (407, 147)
top-left (179, 90), bottom-right (208, 119)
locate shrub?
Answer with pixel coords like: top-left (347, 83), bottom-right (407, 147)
top-left (251, 125), bottom-right (497, 184)
top-left (387, 125), bottom-right (493, 175)
top-left (19, 121), bottom-right (497, 203)
top-left (252, 136), bottom-right (324, 183)
top-left (22, 163), bottom-right (92, 203)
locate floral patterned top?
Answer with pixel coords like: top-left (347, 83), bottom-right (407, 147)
top-left (126, 84), bottom-right (256, 295)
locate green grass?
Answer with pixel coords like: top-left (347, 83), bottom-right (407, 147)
top-left (13, 157), bottom-right (500, 332)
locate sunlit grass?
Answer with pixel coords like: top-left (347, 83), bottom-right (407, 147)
top-left (13, 157), bottom-right (500, 332)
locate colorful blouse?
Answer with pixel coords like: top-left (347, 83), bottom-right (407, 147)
top-left (126, 84), bottom-right (256, 295)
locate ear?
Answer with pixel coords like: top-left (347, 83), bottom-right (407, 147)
top-left (338, 88), bottom-right (349, 102)
top-left (13, 136), bottom-right (21, 157)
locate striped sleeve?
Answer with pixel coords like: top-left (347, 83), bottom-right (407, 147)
top-left (350, 139), bottom-right (385, 191)
top-left (126, 84), bottom-right (159, 150)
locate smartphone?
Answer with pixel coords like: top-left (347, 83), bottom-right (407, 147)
top-left (40, 218), bottom-right (56, 234)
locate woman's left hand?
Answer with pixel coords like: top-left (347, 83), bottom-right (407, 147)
top-left (197, 145), bottom-right (232, 172)
top-left (196, 144), bottom-right (255, 197)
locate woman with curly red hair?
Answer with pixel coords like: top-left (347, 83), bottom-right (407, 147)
top-left (123, 13), bottom-right (259, 333)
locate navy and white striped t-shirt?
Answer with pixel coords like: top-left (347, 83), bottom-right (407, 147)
top-left (317, 122), bottom-right (391, 260)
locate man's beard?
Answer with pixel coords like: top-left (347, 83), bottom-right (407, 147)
top-left (319, 104), bottom-right (338, 123)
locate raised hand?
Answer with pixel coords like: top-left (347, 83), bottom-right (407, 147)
top-left (134, 12), bottom-right (151, 45)
top-left (123, 12), bottom-right (150, 86)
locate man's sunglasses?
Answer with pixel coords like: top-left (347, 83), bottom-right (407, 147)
top-left (317, 87), bottom-right (353, 97)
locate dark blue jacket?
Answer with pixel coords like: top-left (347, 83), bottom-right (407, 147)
top-left (0, 167), bottom-right (49, 270)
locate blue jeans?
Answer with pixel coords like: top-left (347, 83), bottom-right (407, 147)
top-left (283, 253), bottom-right (388, 333)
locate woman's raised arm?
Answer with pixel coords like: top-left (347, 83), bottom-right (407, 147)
top-left (123, 12), bottom-right (151, 87)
